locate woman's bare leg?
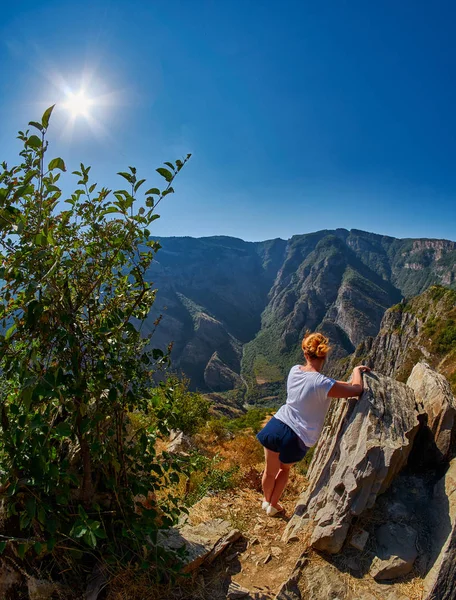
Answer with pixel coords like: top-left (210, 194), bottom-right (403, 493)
top-left (262, 448), bottom-right (281, 503)
top-left (269, 462), bottom-right (295, 509)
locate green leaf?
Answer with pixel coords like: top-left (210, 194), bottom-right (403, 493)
top-left (164, 162), bottom-right (175, 171)
top-left (117, 171), bottom-right (134, 184)
top-left (33, 542), bottom-right (43, 555)
top-left (145, 188), bottom-right (160, 195)
top-left (48, 157), bottom-right (66, 172)
top-left (94, 528), bottom-right (107, 539)
top-left (162, 187), bottom-right (174, 197)
top-left (54, 422), bottom-right (72, 437)
top-left (5, 324), bottom-right (16, 340)
top-left (156, 168), bottom-right (173, 182)
top-left (29, 121), bottom-right (44, 132)
top-left (73, 525), bottom-right (87, 538)
top-left (78, 505), bottom-right (88, 520)
top-left (27, 135), bottom-right (42, 149)
top-left (134, 179), bottom-right (146, 192)
top-left (41, 105), bottom-right (55, 129)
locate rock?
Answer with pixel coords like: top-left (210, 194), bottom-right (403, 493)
top-left (349, 528), bottom-right (369, 551)
top-left (227, 581), bottom-right (251, 599)
top-left (283, 373), bottom-right (422, 552)
top-left (0, 562), bottom-right (22, 598)
top-left (407, 362), bottom-right (456, 461)
top-left (157, 518), bottom-right (241, 572)
top-left (370, 523), bottom-right (418, 581)
top-left (423, 458), bottom-right (456, 599)
top-left (167, 430), bottom-right (194, 454)
top-left (292, 561), bottom-right (347, 599)
top-left (85, 563), bottom-right (107, 600)
top-left (386, 501), bottom-right (410, 522)
top-left (27, 578), bottom-right (61, 600)
top-left (271, 546), bottom-right (283, 557)
top-left (274, 554), bottom-right (308, 600)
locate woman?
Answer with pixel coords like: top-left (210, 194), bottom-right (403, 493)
top-left (256, 332), bottom-right (370, 516)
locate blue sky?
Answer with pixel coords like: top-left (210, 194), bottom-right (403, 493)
top-left (1, 0), bottom-right (455, 242)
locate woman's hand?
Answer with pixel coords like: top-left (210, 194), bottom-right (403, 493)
top-left (328, 365), bottom-right (371, 399)
top-left (354, 365), bottom-right (371, 374)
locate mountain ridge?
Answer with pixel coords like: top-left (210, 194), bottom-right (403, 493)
top-left (143, 228), bottom-right (456, 395)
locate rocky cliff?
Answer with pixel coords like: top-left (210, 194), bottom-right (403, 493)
top-left (280, 364), bottom-right (456, 600)
top-left (144, 230), bottom-right (456, 394)
top-left (334, 286), bottom-right (456, 394)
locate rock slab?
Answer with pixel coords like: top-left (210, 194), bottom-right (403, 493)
top-left (407, 362), bottom-right (456, 462)
top-left (423, 459), bottom-right (456, 600)
top-left (283, 373), bottom-right (423, 553)
top-left (158, 518), bottom-right (241, 572)
top-left (370, 523), bottom-right (418, 580)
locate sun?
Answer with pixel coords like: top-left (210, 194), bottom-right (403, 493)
top-left (63, 90), bottom-right (93, 117)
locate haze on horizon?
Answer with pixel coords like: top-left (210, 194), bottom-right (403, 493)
top-left (1, 0), bottom-right (455, 243)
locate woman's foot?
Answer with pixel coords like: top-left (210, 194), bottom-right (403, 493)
top-left (266, 503), bottom-right (285, 517)
top-left (261, 499), bottom-right (270, 510)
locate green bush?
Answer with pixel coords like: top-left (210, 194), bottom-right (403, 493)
top-left (206, 407), bottom-right (271, 438)
top-left (0, 106), bottom-right (191, 576)
top-left (185, 452), bottom-right (239, 506)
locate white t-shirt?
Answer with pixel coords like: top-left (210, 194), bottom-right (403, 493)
top-left (274, 366), bottom-right (336, 447)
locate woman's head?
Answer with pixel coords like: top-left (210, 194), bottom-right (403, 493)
top-left (302, 332), bottom-right (331, 362)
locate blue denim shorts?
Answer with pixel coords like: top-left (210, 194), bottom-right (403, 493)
top-left (256, 417), bottom-right (308, 464)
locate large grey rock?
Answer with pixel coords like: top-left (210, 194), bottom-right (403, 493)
top-left (407, 362), bottom-right (456, 461)
top-left (283, 373), bottom-right (423, 553)
top-left (158, 518), bottom-right (241, 572)
top-left (423, 459), bottom-right (456, 600)
top-left (370, 523), bottom-right (418, 580)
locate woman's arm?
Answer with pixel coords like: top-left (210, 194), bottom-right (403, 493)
top-left (327, 365), bottom-right (371, 398)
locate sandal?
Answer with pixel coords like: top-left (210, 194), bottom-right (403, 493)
top-left (261, 500), bottom-right (270, 511)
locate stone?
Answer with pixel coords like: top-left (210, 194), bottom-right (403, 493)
top-left (227, 581), bottom-right (251, 599)
top-left (349, 528), bottom-right (369, 551)
top-left (274, 554), bottom-right (308, 600)
top-left (157, 518), bottom-right (241, 572)
top-left (407, 362), bottom-right (456, 462)
top-left (423, 458), bottom-right (456, 599)
top-left (385, 501), bottom-right (410, 522)
top-left (167, 430), bottom-right (194, 454)
top-left (27, 578), bottom-right (61, 600)
top-left (271, 546), bottom-right (283, 557)
top-left (283, 373), bottom-right (422, 552)
top-left (0, 562), bottom-right (21, 598)
top-left (370, 523), bottom-right (418, 581)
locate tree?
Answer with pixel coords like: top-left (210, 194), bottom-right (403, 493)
top-left (0, 105), bottom-right (191, 570)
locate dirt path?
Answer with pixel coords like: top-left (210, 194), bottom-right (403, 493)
top-left (189, 485), bottom-right (308, 599)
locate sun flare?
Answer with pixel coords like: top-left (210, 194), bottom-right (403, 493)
top-left (63, 90), bottom-right (93, 117)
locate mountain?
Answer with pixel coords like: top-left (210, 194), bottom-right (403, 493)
top-left (143, 230), bottom-right (456, 395)
top-left (336, 286), bottom-right (456, 393)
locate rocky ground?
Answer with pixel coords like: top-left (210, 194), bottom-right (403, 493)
top-left (128, 362), bottom-right (456, 600)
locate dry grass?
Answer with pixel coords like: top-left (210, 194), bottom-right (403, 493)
top-left (301, 548), bottom-right (425, 600)
top-left (106, 559), bottom-right (233, 600)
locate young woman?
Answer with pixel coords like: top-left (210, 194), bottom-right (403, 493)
top-left (256, 332), bottom-right (370, 516)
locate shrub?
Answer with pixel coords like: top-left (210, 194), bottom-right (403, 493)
top-left (0, 106), bottom-right (191, 576)
top-left (184, 452), bottom-right (239, 506)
